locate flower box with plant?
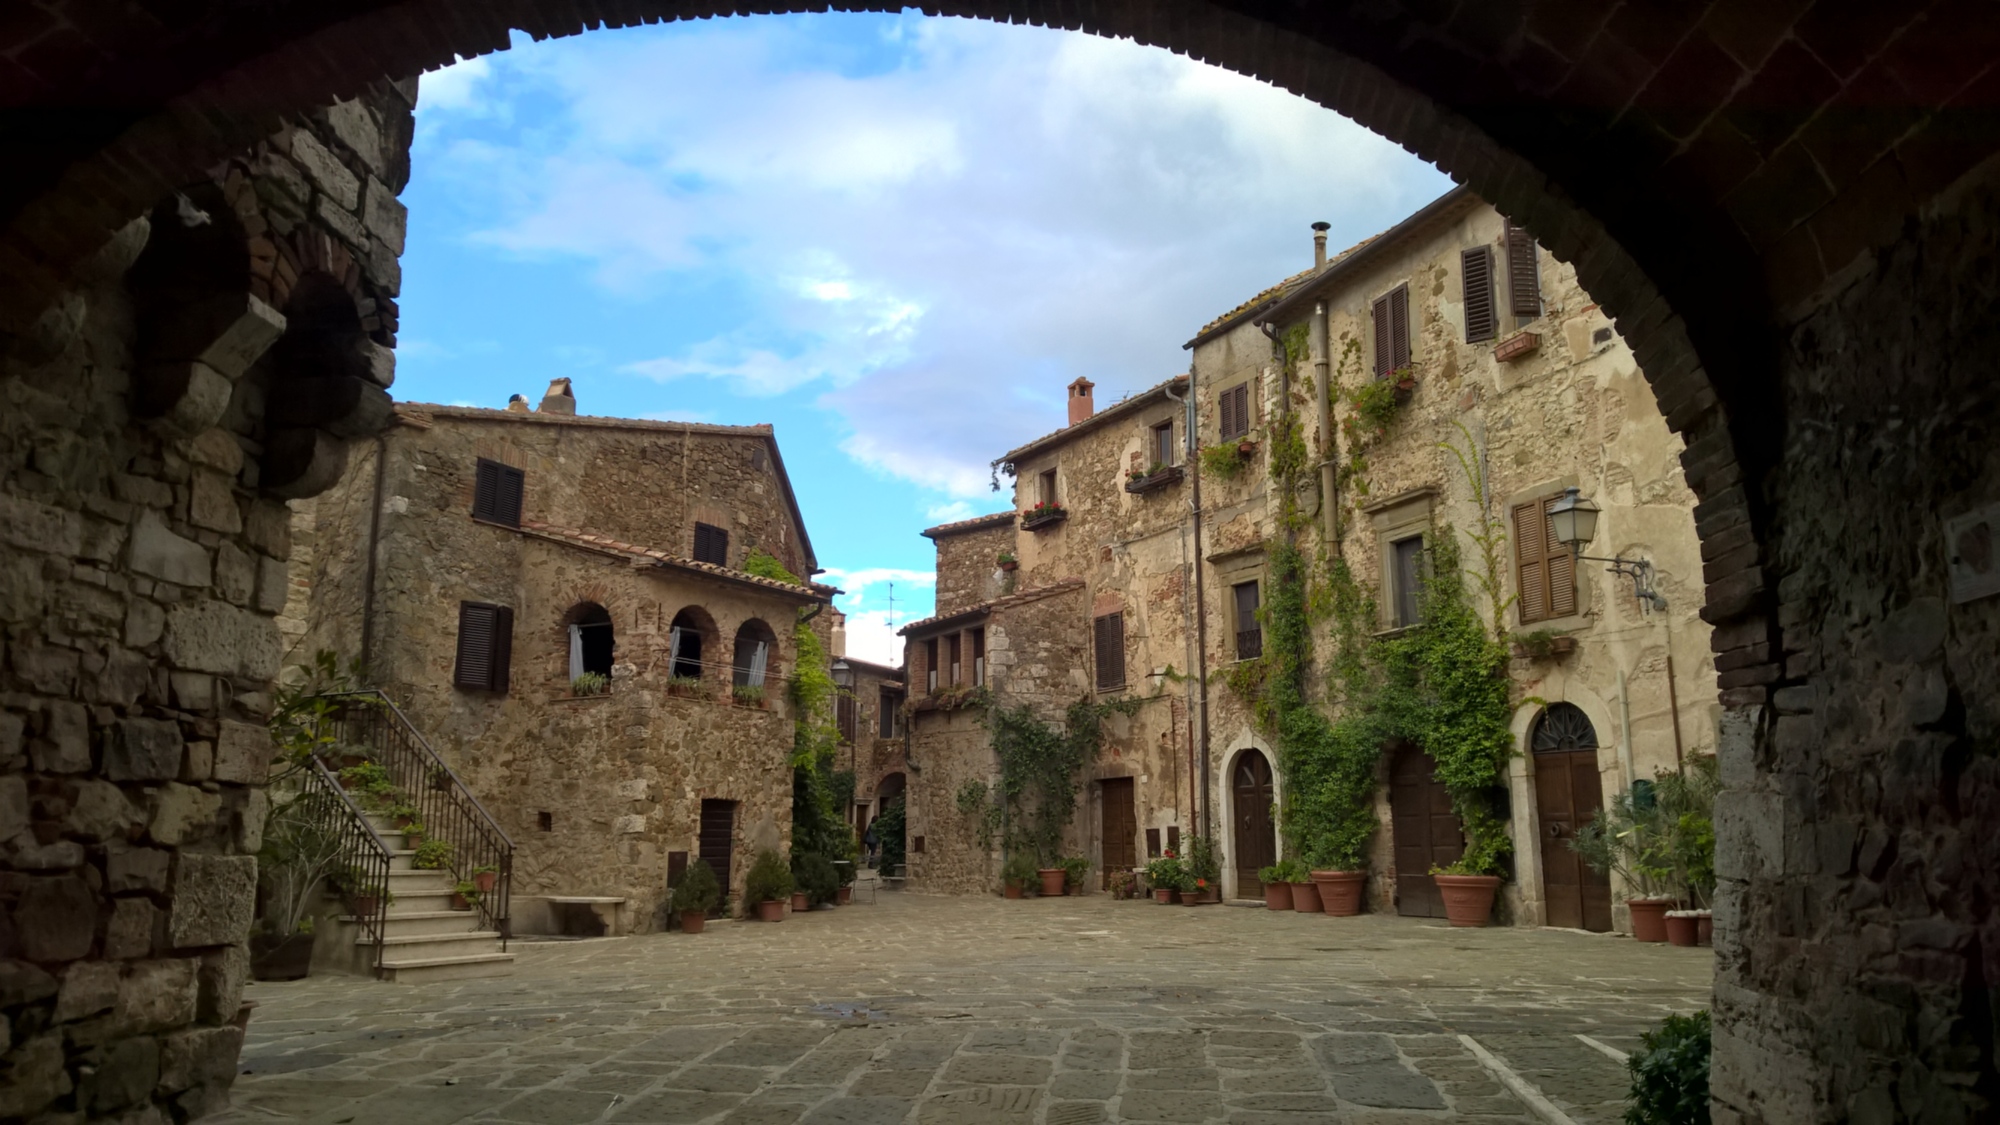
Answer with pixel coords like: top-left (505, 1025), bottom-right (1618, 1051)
top-left (570, 671), bottom-right (609, 697)
top-left (412, 839), bottom-right (455, 871)
top-left (997, 551), bottom-right (1018, 572)
top-left (745, 849), bottom-right (794, 921)
top-left (1123, 463), bottom-right (1185, 495)
top-left (671, 858), bottom-right (721, 933)
top-left (1019, 501), bottom-right (1068, 530)
top-left (1509, 629), bottom-right (1577, 661)
top-left (1058, 855), bottom-right (1091, 895)
top-left (731, 684), bottom-right (767, 708)
top-left (1002, 852), bottom-right (1038, 899)
top-left (667, 675), bottom-right (705, 698)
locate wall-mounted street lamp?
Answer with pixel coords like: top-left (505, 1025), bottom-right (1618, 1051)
top-left (1547, 486), bottom-right (1668, 613)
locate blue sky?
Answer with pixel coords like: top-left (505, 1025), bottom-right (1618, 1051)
top-left (400, 12), bottom-right (1452, 662)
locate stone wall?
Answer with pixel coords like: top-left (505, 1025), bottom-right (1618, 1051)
top-left (929, 518), bottom-right (1017, 617)
top-left (0, 90), bottom-right (410, 1121)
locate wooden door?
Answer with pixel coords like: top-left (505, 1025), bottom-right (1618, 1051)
top-left (1533, 705), bottom-right (1613, 931)
top-left (1232, 750), bottom-right (1276, 896)
top-left (698, 800), bottom-right (736, 901)
top-left (1100, 778), bottom-right (1136, 887)
top-left (1390, 743), bottom-right (1462, 918)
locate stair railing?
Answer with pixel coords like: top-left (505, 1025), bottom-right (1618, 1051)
top-left (313, 690), bottom-right (515, 944)
top-left (297, 755), bottom-right (394, 975)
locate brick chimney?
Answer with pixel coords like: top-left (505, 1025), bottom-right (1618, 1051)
top-left (538, 377), bottom-right (575, 416)
top-left (1067, 377), bottom-right (1095, 426)
top-left (1313, 221), bottom-right (1330, 268)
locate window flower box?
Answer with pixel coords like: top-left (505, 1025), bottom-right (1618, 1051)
top-left (1021, 504), bottom-right (1068, 531)
top-left (1494, 331), bottom-right (1540, 362)
top-left (1510, 632), bottom-right (1576, 660)
top-left (1124, 465), bottom-right (1185, 495)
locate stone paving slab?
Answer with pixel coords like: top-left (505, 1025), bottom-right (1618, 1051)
top-left (209, 893), bottom-right (1709, 1124)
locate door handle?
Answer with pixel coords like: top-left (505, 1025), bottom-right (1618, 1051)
top-left (1548, 824), bottom-right (1564, 837)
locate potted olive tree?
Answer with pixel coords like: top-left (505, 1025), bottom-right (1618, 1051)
top-left (672, 858), bottom-right (720, 934)
top-left (745, 849), bottom-right (794, 921)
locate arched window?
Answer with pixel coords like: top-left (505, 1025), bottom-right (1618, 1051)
top-left (668, 608), bottom-right (712, 681)
top-left (565, 603), bottom-right (613, 682)
top-left (1532, 702), bottom-right (1598, 752)
top-left (732, 619), bottom-right (777, 689)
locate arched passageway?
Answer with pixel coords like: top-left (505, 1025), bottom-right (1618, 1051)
top-left (6, 5), bottom-right (2000, 1121)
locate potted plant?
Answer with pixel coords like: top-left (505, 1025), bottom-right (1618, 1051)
top-left (732, 684), bottom-right (768, 708)
top-left (1036, 861), bottom-right (1067, 898)
top-left (1572, 757), bottom-right (1718, 941)
top-left (1107, 869), bottom-right (1137, 900)
top-left (1509, 630), bottom-right (1577, 660)
top-left (1180, 876), bottom-right (1208, 906)
top-left (1310, 839), bottom-right (1368, 917)
top-left (570, 671), bottom-right (609, 697)
top-left (1058, 855), bottom-right (1091, 895)
top-left (412, 838), bottom-right (454, 871)
top-left (672, 858), bottom-right (720, 934)
top-left (1663, 909), bottom-right (1702, 947)
top-left (450, 881), bottom-right (479, 911)
top-left (997, 551), bottom-right (1018, 573)
top-left (1145, 855), bottom-right (1185, 904)
top-left (793, 852), bottom-right (839, 910)
top-left (472, 864), bottom-right (499, 895)
top-left (1258, 863), bottom-right (1295, 911)
top-left (1002, 852), bottom-right (1037, 899)
top-left (401, 820), bottom-right (426, 849)
top-left (1021, 500), bottom-right (1067, 530)
top-left (1291, 872), bottom-right (1322, 914)
top-left (1187, 835), bottom-right (1222, 903)
top-left (387, 801), bottom-right (421, 832)
top-left (745, 849), bottom-right (793, 921)
top-left (667, 675), bottom-right (705, 699)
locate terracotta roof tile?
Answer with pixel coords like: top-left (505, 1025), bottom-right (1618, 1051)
top-left (896, 577), bottom-right (1086, 636)
top-left (518, 519), bottom-right (838, 598)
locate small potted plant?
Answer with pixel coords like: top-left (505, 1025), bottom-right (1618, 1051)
top-left (1059, 855), bottom-right (1091, 895)
top-left (1187, 835), bottom-right (1222, 903)
top-left (1036, 861), bottom-right (1067, 898)
top-left (732, 684), bottom-right (768, 708)
top-left (401, 819), bottom-right (427, 849)
top-left (1146, 854), bottom-right (1185, 904)
top-left (745, 849), bottom-right (793, 921)
top-left (570, 671), bottom-right (609, 697)
top-left (1291, 870), bottom-right (1322, 914)
top-left (412, 838), bottom-right (454, 871)
top-left (450, 881), bottom-right (480, 911)
top-left (472, 864), bottom-right (499, 895)
top-left (1258, 861), bottom-right (1297, 911)
top-left (1311, 846), bottom-right (1368, 917)
top-left (1181, 876), bottom-right (1207, 906)
top-left (1107, 869), bottom-right (1137, 900)
top-left (997, 551), bottom-right (1017, 572)
top-left (667, 675), bottom-right (704, 699)
top-left (349, 878), bottom-right (387, 918)
top-left (671, 858), bottom-right (720, 934)
top-left (1002, 852), bottom-right (1037, 899)
top-left (792, 852), bottom-right (838, 910)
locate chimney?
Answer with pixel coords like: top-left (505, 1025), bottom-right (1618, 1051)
top-left (1312, 221), bottom-right (1330, 268)
top-left (538, 377), bottom-right (575, 416)
top-left (1067, 377), bottom-right (1096, 426)
top-left (506, 394), bottom-right (530, 413)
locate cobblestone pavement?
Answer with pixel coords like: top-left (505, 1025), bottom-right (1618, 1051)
top-left (211, 893), bottom-right (1711, 1125)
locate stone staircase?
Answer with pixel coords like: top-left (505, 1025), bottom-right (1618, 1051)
top-left (360, 812), bottom-right (514, 983)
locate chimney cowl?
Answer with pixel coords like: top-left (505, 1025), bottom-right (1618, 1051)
top-left (506, 394), bottom-right (530, 413)
top-left (538, 377), bottom-right (575, 416)
top-left (1066, 377), bottom-right (1096, 426)
top-left (1312, 221), bottom-right (1330, 268)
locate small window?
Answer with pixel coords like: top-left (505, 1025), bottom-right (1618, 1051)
top-left (1151, 421), bottom-right (1175, 468)
top-left (879, 689), bottom-right (901, 737)
top-left (1513, 493), bottom-right (1579, 625)
top-left (453, 601), bottom-right (514, 692)
top-left (1461, 246), bottom-right (1496, 343)
top-left (971, 627), bottom-right (986, 687)
top-left (692, 522), bottom-right (730, 566)
top-left (1093, 611), bottom-right (1125, 691)
top-left (948, 633), bottom-right (962, 687)
top-left (1372, 284), bottom-right (1412, 377)
top-left (1232, 581), bottom-right (1262, 660)
top-left (1218, 383), bottom-right (1251, 441)
top-left (537, 811), bottom-right (553, 832)
top-left (732, 619), bottom-right (775, 688)
top-left (1507, 223), bottom-right (1542, 319)
top-left (1390, 536), bottom-right (1425, 628)
top-left (912, 836), bottom-right (926, 854)
top-left (925, 638), bottom-right (939, 693)
top-left (566, 602), bottom-right (613, 683)
top-left (1146, 827), bottom-right (1162, 858)
top-left (1038, 469), bottom-right (1058, 507)
top-left (472, 458), bottom-right (525, 526)
top-left (668, 608), bottom-right (708, 680)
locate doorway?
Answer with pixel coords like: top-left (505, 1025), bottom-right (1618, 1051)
top-left (1390, 742), bottom-right (1462, 918)
top-left (698, 799), bottom-right (736, 902)
top-left (1099, 777), bottom-right (1136, 888)
top-left (1532, 704), bottom-right (1613, 932)
top-left (1231, 749), bottom-right (1276, 897)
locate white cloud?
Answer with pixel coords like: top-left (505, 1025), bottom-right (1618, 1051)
top-left (418, 55), bottom-right (495, 114)
top-left (839, 609), bottom-right (907, 666)
top-left (924, 500), bottom-right (974, 522)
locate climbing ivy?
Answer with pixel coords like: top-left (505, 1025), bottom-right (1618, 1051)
top-left (981, 698), bottom-right (1135, 867)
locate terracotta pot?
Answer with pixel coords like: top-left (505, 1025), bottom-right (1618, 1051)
top-left (1312, 870), bottom-right (1366, 917)
top-left (1005, 882), bottom-right (1024, 900)
top-left (1627, 898), bottom-right (1671, 942)
top-left (1154, 887), bottom-right (1174, 904)
top-left (999, 561), bottom-right (1017, 572)
top-left (1037, 868), bottom-right (1067, 897)
top-left (1434, 874), bottom-right (1502, 927)
top-left (1203, 886), bottom-right (1221, 903)
top-left (404, 831), bottom-right (424, 849)
top-left (1290, 880), bottom-right (1322, 913)
top-left (474, 870), bottom-right (498, 894)
top-left (836, 886), bottom-right (852, 905)
top-left (351, 894), bottom-right (381, 918)
top-left (791, 891), bottom-right (809, 912)
top-left (249, 934), bottom-right (314, 982)
top-left (1264, 882), bottom-right (1294, 911)
top-left (680, 911), bottom-right (706, 935)
top-left (1180, 891), bottom-right (1201, 906)
top-left (450, 892), bottom-right (472, 911)
top-left (1664, 913), bottom-right (1701, 947)
top-left (756, 899), bottom-right (785, 922)
top-left (1697, 912), bottom-right (1714, 947)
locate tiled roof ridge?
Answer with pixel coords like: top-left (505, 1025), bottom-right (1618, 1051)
top-left (397, 403), bottom-right (772, 437)
top-left (921, 510), bottom-right (1018, 539)
top-left (997, 375), bottom-right (1189, 467)
top-left (896, 576), bottom-right (1086, 635)
top-left (518, 519), bottom-right (837, 598)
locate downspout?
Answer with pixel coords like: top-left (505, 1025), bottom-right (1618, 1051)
top-left (1617, 669), bottom-right (1637, 797)
top-left (1166, 377), bottom-right (1196, 835)
top-left (1182, 365), bottom-right (1212, 843)
top-left (1312, 299), bottom-right (1337, 547)
top-left (359, 432), bottom-right (389, 681)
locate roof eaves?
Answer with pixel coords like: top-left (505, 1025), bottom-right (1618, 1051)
top-left (997, 376), bottom-right (1188, 469)
top-left (921, 511), bottom-right (1018, 539)
top-left (1254, 186), bottom-right (1480, 329)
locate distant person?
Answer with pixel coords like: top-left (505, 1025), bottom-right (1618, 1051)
top-left (864, 822), bottom-right (879, 868)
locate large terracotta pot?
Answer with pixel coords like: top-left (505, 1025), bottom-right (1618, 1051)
top-left (1434, 874), bottom-right (1501, 927)
top-left (1627, 898), bottom-right (1671, 942)
top-left (249, 933), bottom-right (314, 982)
top-left (474, 870), bottom-right (498, 894)
top-left (1264, 882), bottom-right (1294, 911)
top-left (1153, 887), bottom-right (1174, 904)
top-left (791, 891), bottom-right (810, 912)
top-left (1290, 880), bottom-right (1322, 913)
top-left (1312, 870), bottom-right (1366, 917)
top-left (1038, 868), bottom-right (1067, 897)
top-left (836, 886), bottom-right (852, 905)
top-left (1697, 912), bottom-right (1714, 947)
top-left (1179, 891), bottom-right (1201, 906)
top-left (756, 899), bottom-right (785, 922)
top-left (1664, 912), bottom-right (1701, 947)
top-left (1005, 882), bottom-right (1024, 900)
top-left (680, 911), bottom-right (706, 934)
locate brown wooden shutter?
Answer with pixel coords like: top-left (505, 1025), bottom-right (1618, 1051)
top-left (1094, 612), bottom-right (1125, 691)
top-left (837, 694), bottom-right (856, 743)
top-left (1390, 284), bottom-right (1411, 370)
top-left (1372, 293), bottom-right (1393, 377)
top-left (471, 459), bottom-right (524, 526)
top-left (490, 605), bottom-right (514, 692)
top-left (1231, 384), bottom-right (1251, 436)
top-left (1507, 224), bottom-right (1541, 318)
top-left (1513, 503), bottom-right (1548, 625)
top-left (1220, 383), bottom-right (1250, 440)
top-left (1543, 493), bottom-right (1577, 617)
top-left (454, 602), bottom-right (494, 689)
top-left (496, 464), bottom-right (524, 526)
top-left (1461, 246), bottom-right (1496, 343)
top-left (692, 522), bottom-right (729, 566)
top-left (1218, 386), bottom-right (1235, 441)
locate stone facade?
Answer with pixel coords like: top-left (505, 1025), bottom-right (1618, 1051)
top-left (828, 654), bottom-right (907, 835)
top-left (285, 394), bottom-right (832, 930)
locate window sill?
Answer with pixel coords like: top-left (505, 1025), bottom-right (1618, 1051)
top-left (555, 693), bottom-right (614, 704)
top-left (1371, 624), bottom-right (1419, 640)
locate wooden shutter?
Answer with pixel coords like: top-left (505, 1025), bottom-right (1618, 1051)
top-left (454, 602), bottom-right (512, 691)
top-left (1462, 246), bottom-right (1496, 343)
top-left (837, 694), bottom-right (856, 743)
top-left (1513, 503), bottom-right (1548, 625)
top-left (471, 459), bottom-right (525, 526)
top-left (692, 522), bottom-right (729, 566)
top-left (1093, 612), bottom-right (1125, 691)
top-left (1372, 293), bottom-right (1393, 377)
top-left (496, 464), bottom-right (524, 526)
top-left (1542, 493), bottom-right (1577, 618)
top-left (1230, 385), bottom-right (1251, 437)
top-left (1390, 284), bottom-right (1411, 370)
top-left (1507, 224), bottom-right (1541, 318)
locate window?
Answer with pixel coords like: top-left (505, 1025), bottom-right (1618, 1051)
top-left (1151, 421), bottom-right (1175, 468)
top-left (1093, 611), bottom-right (1125, 691)
top-left (537, 811), bottom-right (553, 832)
top-left (471, 458), bottom-right (524, 526)
top-left (692, 522), bottom-right (730, 566)
top-left (1513, 493), bottom-right (1578, 624)
top-left (1507, 223), bottom-right (1542, 319)
top-left (1218, 383), bottom-right (1252, 441)
top-left (971, 627), bottom-right (986, 687)
top-left (566, 603), bottom-right (613, 682)
top-left (1038, 469), bottom-right (1058, 506)
top-left (453, 601), bottom-right (514, 692)
top-left (925, 638), bottom-right (939, 693)
top-left (1232, 581), bottom-right (1262, 659)
top-left (879, 689), bottom-right (901, 737)
top-left (667, 608), bottom-right (709, 679)
top-left (1372, 284), bottom-right (1412, 377)
top-left (731, 620), bottom-right (775, 688)
top-left (1461, 246), bottom-right (1497, 343)
top-left (837, 693), bottom-right (856, 743)
top-left (1390, 536), bottom-right (1425, 628)
top-left (948, 633), bottom-right (962, 687)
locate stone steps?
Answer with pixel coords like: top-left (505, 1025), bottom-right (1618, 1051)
top-left (378, 951), bottom-right (517, 984)
top-left (347, 821), bottom-right (514, 982)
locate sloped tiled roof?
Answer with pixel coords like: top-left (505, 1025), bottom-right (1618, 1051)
top-left (921, 511), bottom-right (1017, 539)
top-left (997, 375), bottom-right (1189, 470)
top-left (1254, 187), bottom-right (1483, 330)
top-left (515, 519), bottom-right (838, 600)
top-left (896, 577), bottom-right (1086, 637)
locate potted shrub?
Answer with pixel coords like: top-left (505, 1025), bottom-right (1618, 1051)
top-left (401, 820), bottom-right (427, 849)
top-left (472, 864), bottom-right (499, 895)
top-left (1291, 874), bottom-right (1322, 914)
top-left (1002, 852), bottom-right (1037, 899)
top-left (1310, 837), bottom-right (1368, 916)
top-left (387, 801), bottom-right (421, 832)
top-left (1145, 855), bottom-right (1185, 904)
top-left (672, 858), bottom-right (720, 934)
top-left (1627, 1011), bottom-right (1711, 1124)
top-left (793, 852), bottom-right (839, 909)
top-left (570, 671), bottom-right (609, 697)
top-left (1431, 826), bottom-right (1509, 928)
top-left (1059, 855), bottom-right (1091, 895)
top-left (1187, 835), bottom-right (1222, 903)
top-left (997, 551), bottom-right (1018, 572)
top-left (745, 849), bottom-right (793, 921)
top-left (252, 794), bottom-right (351, 981)
top-left (1107, 869), bottom-right (1137, 900)
top-left (412, 838), bottom-right (454, 871)
top-left (1572, 756), bottom-right (1718, 942)
top-left (1257, 862), bottom-right (1295, 911)
top-left (1180, 877), bottom-right (1208, 906)
top-left (450, 881), bottom-right (479, 911)
top-left (1036, 862), bottom-right (1067, 898)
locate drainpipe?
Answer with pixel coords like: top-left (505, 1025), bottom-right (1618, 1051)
top-left (1312, 299), bottom-right (1337, 547)
top-left (359, 432), bottom-right (389, 682)
top-left (1617, 669), bottom-right (1637, 796)
top-left (1166, 377), bottom-right (1197, 836)
top-left (1181, 366), bottom-right (1212, 843)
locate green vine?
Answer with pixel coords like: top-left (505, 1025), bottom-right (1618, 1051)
top-left (980, 698), bottom-right (1135, 866)
top-left (1199, 442), bottom-right (1250, 480)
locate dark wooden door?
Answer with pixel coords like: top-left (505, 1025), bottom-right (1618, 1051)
top-left (1533, 705), bottom-right (1613, 931)
top-left (698, 800), bottom-right (736, 901)
top-left (1390, 743), bottom-right (1462, 918)
top-left (1232, 750), bottom-right (1276, 896)
top-left (1100, 778), bottom-right (1136, 887)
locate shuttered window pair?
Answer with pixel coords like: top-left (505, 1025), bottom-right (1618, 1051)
top-left (1093, 612), bottom-right (1125, 692)
top-left (472, 459), bottom-right (525, 526)
top-left (1217, 383), bottom-right (1252, 441)
top-left (1461, 228), bottom-right (1542, 343)
top-left (692, 522), bottom-right (729, 566)
top-left (453, 601), bottom-right (514, 692)
top-left (1371, 285), bottom-right (1411, 377)
top-left (1514, 492), bottom-right (1578, 624)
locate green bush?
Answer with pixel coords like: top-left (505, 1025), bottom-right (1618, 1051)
top-left (1145, 855), bottom-right (1189, 893)
top-left (1625, 1011), bottom-right (1710, 1125)
top-left (1001, 852), bottom-right (1038, 892)
top-left (1258, 858), bottom-right (1311, 885)
top-left (412, 839), bottom-right (454, 870)
top-left (1059, 855), bottom-right (1091, 891)
top-left (671, 858), bottom-right (720, 915)
top-left (571, 671), bottom-right (609, 696)
top-left (875, 795), bottom-right (907, 873)
top-left (744, 849), bottom-right (794, 906)
top-left (792, 852), bottom-right (840, 906)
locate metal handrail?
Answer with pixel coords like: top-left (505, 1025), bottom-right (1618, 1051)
top-left (314, 690), bottom-right (515, 945)
top-left (299, 755), bottom-right (395, 975)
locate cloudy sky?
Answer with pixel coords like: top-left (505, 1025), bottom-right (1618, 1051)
top-left (400, 12), bottom-right (1453, 663)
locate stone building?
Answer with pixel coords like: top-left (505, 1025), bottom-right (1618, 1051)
top-left (284, 382), bottom-right (834, 933)
top-left (828, 652), bottom-right (907, 837)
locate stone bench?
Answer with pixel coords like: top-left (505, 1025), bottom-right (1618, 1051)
top-left (541, 896), bottom-right (628, 937)
top-left (880, 865), bottom-right (907, 891)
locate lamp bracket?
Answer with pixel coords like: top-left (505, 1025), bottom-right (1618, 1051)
top-left (1572, 550), bottom-right (1667, 613)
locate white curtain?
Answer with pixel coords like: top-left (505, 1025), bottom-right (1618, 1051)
top-left (568, 624), bottom-right (584, 681)
top-left (747, 640), bottom-right (769, 688)
top-left (668, 626), bottom-right (684, 672)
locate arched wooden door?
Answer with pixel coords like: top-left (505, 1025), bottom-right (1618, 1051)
top-left (1390, 742), bottom-right (1462, 918)
top-left (1533, 704), bottom-right (1613, 931)
top-left (1231, 750), bottom-right (1276, 897)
